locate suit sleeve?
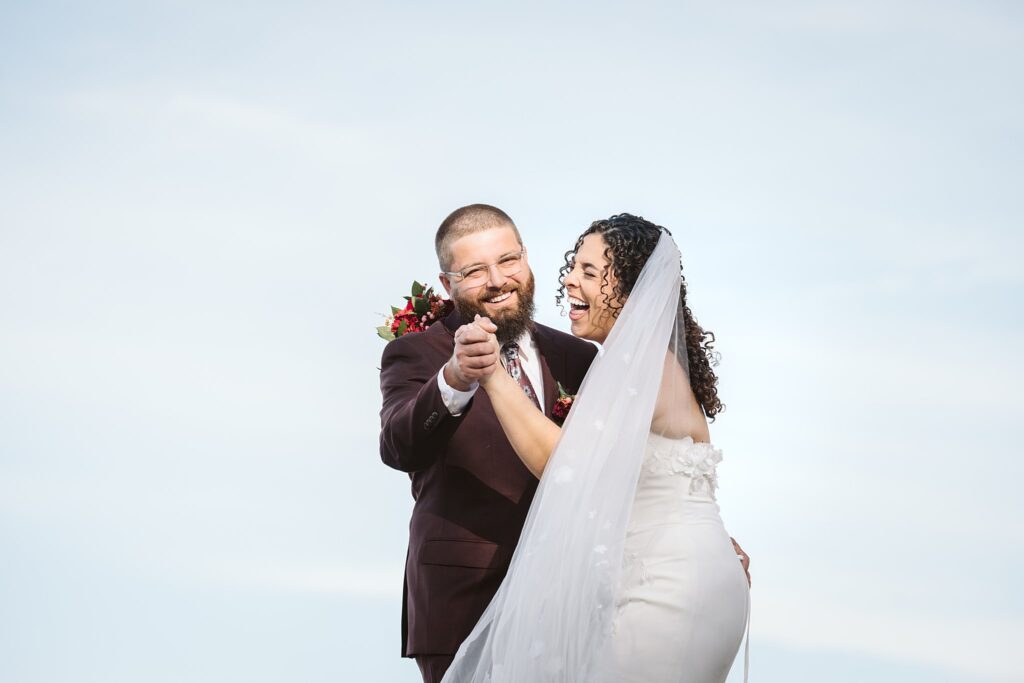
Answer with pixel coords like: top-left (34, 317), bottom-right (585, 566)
top-left (379, 336), bottom-right (466, 472)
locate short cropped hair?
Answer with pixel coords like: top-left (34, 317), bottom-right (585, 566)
top-left (435, 204), bottom-right (522, 271)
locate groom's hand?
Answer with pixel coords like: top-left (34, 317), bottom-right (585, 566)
top-left (472, 316), bottom-right (500, 385)
top-left (444, 317), bottom-right (500, 390)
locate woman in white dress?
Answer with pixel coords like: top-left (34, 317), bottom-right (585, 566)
top-left (442, 215), bottom-right (750, 683)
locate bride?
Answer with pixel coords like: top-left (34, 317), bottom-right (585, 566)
top-left (441, 214), bottom-right (750, 683)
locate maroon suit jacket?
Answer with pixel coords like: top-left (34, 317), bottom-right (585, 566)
top-left (379, 311), bottom-right (597, 657)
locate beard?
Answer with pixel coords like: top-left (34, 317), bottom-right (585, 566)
top-left (452, 271), bottom-right (536, 345)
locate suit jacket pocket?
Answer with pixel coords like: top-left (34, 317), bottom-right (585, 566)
top-left (420, 539), bottom-right (504, 569)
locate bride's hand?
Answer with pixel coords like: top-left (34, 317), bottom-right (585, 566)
top-left (473, 315), bottom-right (501, 387)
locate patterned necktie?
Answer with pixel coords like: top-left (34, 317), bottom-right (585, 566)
top-left (502, 341), bottom-right (541, 411)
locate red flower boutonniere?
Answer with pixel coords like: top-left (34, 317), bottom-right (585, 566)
top-left (552, 381), bottom-right (577, 423)
top-left (377, 281), bottom-right (454, 341)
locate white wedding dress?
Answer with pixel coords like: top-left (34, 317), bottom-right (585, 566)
top-left (442, 233), bottom-right (750, 683)
top-left (601, 433), bottom-right (749, 682)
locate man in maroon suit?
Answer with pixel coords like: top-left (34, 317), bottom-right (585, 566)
top-left (380, 205), bottom-right (751, 683)
top-left (379, 204), bottom-right (598, 683)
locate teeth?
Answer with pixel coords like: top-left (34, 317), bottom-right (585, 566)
top-left (487, 292), bottom-right (512, 304)
top-left (568, 296), bottom-right (589, 309)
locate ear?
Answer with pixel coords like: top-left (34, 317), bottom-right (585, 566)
top-left (439, 273), bottom-right (453, 296)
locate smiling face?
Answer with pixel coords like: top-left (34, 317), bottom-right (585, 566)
top-left (562, 233), bottom-right (621, 344)
top-left (439, 226), bottom-right (536, 344)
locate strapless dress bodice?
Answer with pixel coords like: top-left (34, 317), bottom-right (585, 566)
top-left (640, 432), bottom-right (723, 498)
top-left (627, 433), bottom-right (724, 534)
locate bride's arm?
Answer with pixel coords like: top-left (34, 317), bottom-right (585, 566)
top-left (470, 316), bottom-right (560, 478)
top-left (480, 368), bottom-right (561, 478)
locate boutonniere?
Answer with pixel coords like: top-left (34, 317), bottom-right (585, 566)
top-left (377, 281), bottom-right (454, 341)
top-left (552, 381), bottom-right (577, 423)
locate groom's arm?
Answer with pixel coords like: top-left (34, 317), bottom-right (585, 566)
top-left (379, 337), bottom-right (463, 472)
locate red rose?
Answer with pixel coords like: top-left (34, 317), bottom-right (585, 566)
top-left (551, 381), bottom-right (576, 423)
top-left (552, 396), bottom-right (573, 420)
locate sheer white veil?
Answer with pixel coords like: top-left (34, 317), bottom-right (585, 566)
top-left (442, 231), bottom-right (690, 683)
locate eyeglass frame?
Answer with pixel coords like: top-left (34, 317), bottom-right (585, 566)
top-left (440, 248), bottom-right (528, 287)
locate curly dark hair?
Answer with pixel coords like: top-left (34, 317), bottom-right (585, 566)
top-left (557, 213), bottom-right (724, 419)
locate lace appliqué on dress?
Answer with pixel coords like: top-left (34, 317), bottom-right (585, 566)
top-left (644, 436), bottom-right (723, 499)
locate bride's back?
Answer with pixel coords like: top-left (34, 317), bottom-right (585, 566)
top-left (650, 350), bottom-right (711, 443)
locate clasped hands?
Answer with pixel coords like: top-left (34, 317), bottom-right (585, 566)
top-left (443, 315), bottom-right (502, 392)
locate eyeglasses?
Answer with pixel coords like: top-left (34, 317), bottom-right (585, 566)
top-left (442, 249), bottom-right (527, 287)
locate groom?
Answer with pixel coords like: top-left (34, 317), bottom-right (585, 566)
top-left (379, 205), bottom-right (749, 683)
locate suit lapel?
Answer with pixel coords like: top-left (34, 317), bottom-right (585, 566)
top-left (532, 324), bottom-right (562, 419)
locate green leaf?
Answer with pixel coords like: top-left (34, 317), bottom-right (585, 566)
top-left (391, 306), bottom-right (401, 315)
top-left (396, 319), bottom-right (409, 337)
top-left (411, 281), bottom-right (425, 297)
top-left (413, 296), bottom-right (428, 316)
top-left (376, 325), bottom-right (395, 341)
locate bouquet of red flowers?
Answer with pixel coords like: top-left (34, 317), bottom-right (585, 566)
top-left (377, 281), bottom-right (454, 341)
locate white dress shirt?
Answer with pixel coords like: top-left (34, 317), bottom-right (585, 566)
top-left (437, 329), bottom-right (545, 417)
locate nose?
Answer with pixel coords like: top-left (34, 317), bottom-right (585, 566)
top-left (485, 263), bottom-right (509, 289)
top-left (563, 268), bottom-right (579, 290)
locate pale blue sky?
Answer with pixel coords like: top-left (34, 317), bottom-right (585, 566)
top-left (1, 1), bottom-right (1022, 682)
